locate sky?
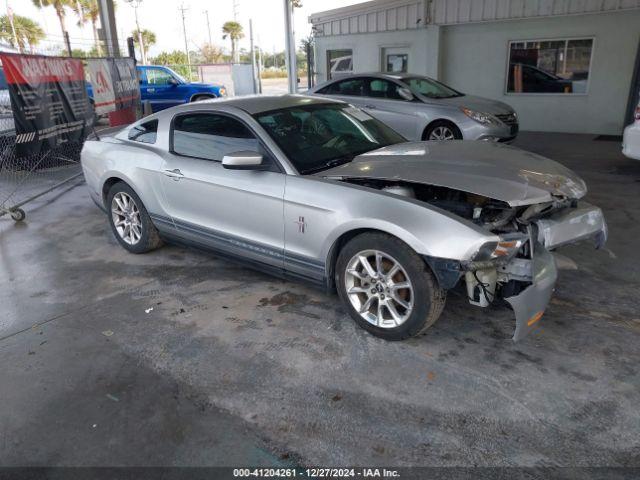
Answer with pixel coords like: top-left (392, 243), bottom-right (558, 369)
top-left (9, 0), bottom-right (365, 57)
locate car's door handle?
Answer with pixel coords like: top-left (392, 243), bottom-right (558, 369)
top-left (164, 168), bottom-right (183, 180)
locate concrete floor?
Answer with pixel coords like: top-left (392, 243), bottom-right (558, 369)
top-left (1, 133), bottom-right (639, 468)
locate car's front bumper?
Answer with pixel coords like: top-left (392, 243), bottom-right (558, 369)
top-left (462, 120), bottom-right (519, 142)
top-left (505, 245), bottom-right (557, 341)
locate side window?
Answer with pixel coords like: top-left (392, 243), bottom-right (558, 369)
top-left (329, 78), bottom-right (365, 96)
top-left (172, 113), bottom-right (260, 162)
top-left (367, 79), bottom-right (403, 100)
top-left (128, 120), bottom-right (158, 144)
top-left (146, 68), bottom-right (174, 85)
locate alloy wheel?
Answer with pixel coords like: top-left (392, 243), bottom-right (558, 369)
top-left (111, 192), bottom-right (142, 245)
top-left (344, 249), bottom-right (414, 328)
top-left (429, 126), bottom-right (456, 140)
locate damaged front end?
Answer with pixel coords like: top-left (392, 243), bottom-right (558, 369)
top-left (339, 178), bottom-right (607, 340)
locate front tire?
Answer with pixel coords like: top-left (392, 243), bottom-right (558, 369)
top-left (424, 120), bottom-right (462, 141)
top-left (106, 182), bottom-right (162, 254)
top-left (336, 232), bottom-right (446, 340)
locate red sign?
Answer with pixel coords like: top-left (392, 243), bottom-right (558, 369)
top-left (2, 54), bottom-right (85, 85)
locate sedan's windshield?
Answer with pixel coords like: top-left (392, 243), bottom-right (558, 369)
top-left (403, 76), bottom-right (463, 99)
top-left (254, 103), bottom-right (405, 174)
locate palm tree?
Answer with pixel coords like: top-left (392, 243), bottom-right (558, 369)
top-left (72, 0), bottom-right (103, 56)
top-left (32, 0), bottom-right (73, 44)
top-left (0, 14), bottom-right (45, 52)
top-left (132, 28), bottom-right (155, 62)
top-left (222, 21), bottom-right (243, 64)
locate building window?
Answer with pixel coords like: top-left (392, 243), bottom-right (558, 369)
top-left (386, 54), bottom-right (408, 73)
top-left (128, 120), bottom-right (158, 144)
top-left (327, 49), bottom-right (353, 79)
top-left (506, 38), bottom-right (594, 94)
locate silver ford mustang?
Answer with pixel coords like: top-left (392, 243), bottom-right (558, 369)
top-left (81, 95), bottom-right (607, 341)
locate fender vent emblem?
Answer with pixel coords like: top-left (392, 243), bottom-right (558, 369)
top-left (295, 216), bottom-right (306, 234)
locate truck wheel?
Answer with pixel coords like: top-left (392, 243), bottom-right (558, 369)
top-left (336, 232), bottom-right (446, 340)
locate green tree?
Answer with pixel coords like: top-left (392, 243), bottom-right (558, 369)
top-left (32, 0), bottom-right (73, 43)
top-left (151, 50), bottom-right (190, 78)
top-left (222, 21), bottom-right (243, 63)
top-left (71, 0), bottom-right (103, 56)
top-left (0, 14), bottom-right (45, 52)
top-left (132, 28), bottom-right (156, 62)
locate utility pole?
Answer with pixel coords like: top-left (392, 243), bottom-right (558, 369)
top-left (126, 0), bottom-right (146, 64)
top-left (233, 0), bottom-right (240, 21)
top-left (6, 2), bottom-right (20, 52)
top-left (179, 4), bottom-right (191, 81)
top-left (283, 0), bottom-right (297, 93)
top-left (98, 0), bottom-right (120, 57)
top-left (204, 10), bottom-right (212, 45)
top-left (249, 19), bottom-right (258, 94)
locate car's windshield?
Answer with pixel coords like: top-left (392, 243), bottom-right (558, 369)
top-left (165, 67), bottom-right (186, 84)
top-left (254, 103), bottom-right (405, 174)
top-left (403, 76), bottom-right (463, 99)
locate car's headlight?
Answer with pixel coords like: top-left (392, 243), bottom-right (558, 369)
top-left (219, 87), bottom-right (227, 96)
top-left (472, 237), bottom-right (526, 263)
top-left (461, 107), bottom-right (499, 125)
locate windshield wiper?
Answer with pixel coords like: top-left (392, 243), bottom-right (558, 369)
top-left (301, 155), bottom-right (354, 175)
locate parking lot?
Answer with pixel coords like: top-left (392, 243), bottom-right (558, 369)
top-left (1, 132), bottom-right (639, 468)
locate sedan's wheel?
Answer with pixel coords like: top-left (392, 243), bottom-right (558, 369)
top-left (345, 250), bottom-right (414, 329)
top-left (425, 121), bottom-right (462, 141)
top-left (112, 192), bottom-right (142, 245)
top-left (107, 182), bottom-right (162, 254)
top-left (336, 232), bottom-right (446, 340)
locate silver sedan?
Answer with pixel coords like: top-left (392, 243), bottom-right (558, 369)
top-left (309, 73), bottom-right (518, 142)
top-left (81, 95), bottom-right (606, 341)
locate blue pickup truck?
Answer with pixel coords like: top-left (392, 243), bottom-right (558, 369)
top-left (137, 65), bottom-right (226, 112)
top-left (86, 65), bottom-right (227, 113)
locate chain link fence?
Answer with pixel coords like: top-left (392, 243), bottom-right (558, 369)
top-left (0, 73), bottom-right (85, 222)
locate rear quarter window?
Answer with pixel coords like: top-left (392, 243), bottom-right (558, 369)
top-left (128, 120), bottom-right (158, 144)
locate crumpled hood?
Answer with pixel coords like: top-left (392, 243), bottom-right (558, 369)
top-left (318, 141), bottom-right (587, 206)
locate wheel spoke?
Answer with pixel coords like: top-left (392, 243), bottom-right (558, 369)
top-left (391, 293), bottom-right (410, 310)
top-left (359, 295), bottom-right (375, 314)
top-left (376, 300), bottom-right (384, 325)
top-left (348, 286), bottom-right (369, 294)
top-left (386, 262), bottom-right (400, 280)
top-left (375, 252), bottom-right (384, 276)
top-left (358, 255), bottom-right (377, 278)
top-left (346, 268), bottom-right (367, 281)
top-left (385, 300), bottom-right (402, 325)
top-left (390, 281), bottom-right (411, 290)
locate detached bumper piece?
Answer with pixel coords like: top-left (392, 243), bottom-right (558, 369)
top-left (504, 246), bottom-right (558, 341)
top-left (534, 201), bottom-right (607, 250)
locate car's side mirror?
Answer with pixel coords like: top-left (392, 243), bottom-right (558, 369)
top-left (222, 151), bottom-right (264, 170)
top-left (398, 87), bottom-right (414, 101)
top-left (168, 78), bottom-right (178, 86)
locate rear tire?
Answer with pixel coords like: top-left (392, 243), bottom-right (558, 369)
top-left (336, 232), bottom-right (446, 340)
top-left (106, 182), bottom-right (162, 254)
top-left (424, 120), bottom-right (462, 141)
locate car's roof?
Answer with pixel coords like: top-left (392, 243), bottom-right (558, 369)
top-left (154, 94), bottom-right (343, 118)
